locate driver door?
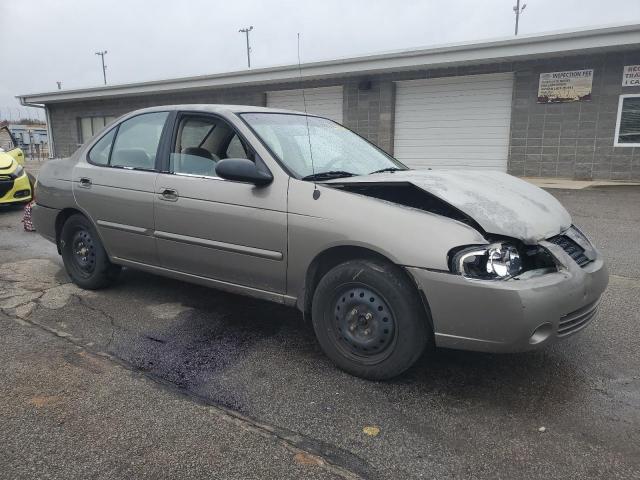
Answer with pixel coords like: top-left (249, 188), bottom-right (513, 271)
top-left (153, 112), bottom-right (288, 294)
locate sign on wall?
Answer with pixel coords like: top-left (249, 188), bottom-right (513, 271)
top-left (622, 65), bottom-right (640, 86)
top-left (537, 69), bottom-right (593, 103)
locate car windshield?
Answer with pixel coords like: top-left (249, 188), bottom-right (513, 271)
top-left (241, 113), bottom-right (406, 178)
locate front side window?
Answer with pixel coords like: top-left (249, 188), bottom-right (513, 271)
top-left (170, 115), bottom-right (252, 176)
top-left (616, 96), bottom-right (640, 146)
top-left (241, 113), bottom-right (404, 178)
top-left (226, 134), bottom-right (249, 159)
top-left (110, 112), bottom-right (169, 170)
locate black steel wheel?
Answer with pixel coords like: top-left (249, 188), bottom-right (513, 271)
top-left (332, 285), bottom-right (397, 364)
top-left (70, 229), bottom-right (97, 277)
top-left (60, 214), bottom-right (120, 290)
top-left (312, 258), bottom-right (431, 380)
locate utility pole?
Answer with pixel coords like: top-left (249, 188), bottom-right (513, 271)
top-left (95, 50), bottom-right (108, 85)
top-left (513, 0), bottom-right (527, 35)
top-left (238, 26), bottom-right (253, 68)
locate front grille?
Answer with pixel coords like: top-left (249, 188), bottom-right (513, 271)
top-left (0, 179), bottom-right (14, 199)
top-left (548, 233), bottom-right (591, 267)
top-left (558, 300), bottom-right (599, 337)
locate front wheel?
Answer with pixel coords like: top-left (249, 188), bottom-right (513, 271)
top-left (311, 259), bottom-right (431, 380)
top-left (60, 214), bottom-right (121, 289)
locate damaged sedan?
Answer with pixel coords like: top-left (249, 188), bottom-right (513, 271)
top-left (32, 105), bottom-right (609, 379)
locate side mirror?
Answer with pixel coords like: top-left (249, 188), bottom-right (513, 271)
top-left (215, 158), bottom-right (273, 186)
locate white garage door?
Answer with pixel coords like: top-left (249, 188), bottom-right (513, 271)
top-left (394, 73), bottom-right (514, 171)
top-left (266, 86), bottom-right (343, 123)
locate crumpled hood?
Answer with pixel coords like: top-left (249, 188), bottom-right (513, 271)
top-left (327, 170), bottom-right (572, 243)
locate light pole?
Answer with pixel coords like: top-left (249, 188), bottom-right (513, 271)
top-left (95, 50), bottom-right (108, 85)
top-left (239, 26), bottom-right (253, 68)
top-left (513, 0), bottom-right (527, 35)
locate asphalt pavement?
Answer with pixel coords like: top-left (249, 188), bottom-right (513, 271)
top-left (0, 186), bottom-right (639, 479)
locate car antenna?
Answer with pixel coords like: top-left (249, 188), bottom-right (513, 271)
top-left (297, 32), bottom-right (320, 200)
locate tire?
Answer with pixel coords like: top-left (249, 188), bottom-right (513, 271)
top-left (60, 214), bottom-right (121, 289)
top-left (25, 173), bottom-right (36, 205)
top-left (311, 258), bottom-right (431, 380)
top-left (27, 172), bottom-right (36, 191)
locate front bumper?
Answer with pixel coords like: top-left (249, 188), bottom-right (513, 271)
top-left (406, 242), bottom-right (609, 353)
top-left (0, 173), bottom-right (32, 204)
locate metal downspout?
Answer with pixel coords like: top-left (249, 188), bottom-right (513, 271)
top-left (18, 97), bottom-right (54, 158)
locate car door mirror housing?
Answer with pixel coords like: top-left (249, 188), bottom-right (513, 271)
top-left (215, 158), bottom-right (273, 186)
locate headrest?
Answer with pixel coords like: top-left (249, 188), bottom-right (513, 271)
top-left (182, 147), bottom-right (213, 160)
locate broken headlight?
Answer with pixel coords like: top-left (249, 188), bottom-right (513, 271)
top-left (450, 243), bottom-right (522, 280)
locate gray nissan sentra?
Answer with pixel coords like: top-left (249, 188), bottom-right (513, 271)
top-left (32, 105), bottom-right (609, 379)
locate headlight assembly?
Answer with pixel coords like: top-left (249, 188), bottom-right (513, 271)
top-left (450, 243), bottom-right (523, 280)
top-left (14, 164), bottom-right (25, 177)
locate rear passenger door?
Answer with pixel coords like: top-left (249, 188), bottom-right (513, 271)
top-left (153, 112), bottom-right (288, 294)
top-left (73, 111), bottom-right (171, 265)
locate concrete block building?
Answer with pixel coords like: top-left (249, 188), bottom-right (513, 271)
top-left (18, 24), bottom-right (640, 180)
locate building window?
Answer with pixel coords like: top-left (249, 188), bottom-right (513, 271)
top-left (78, 115), bottom-right (117, 143)
top-left (614, 95), bottom-right (640, 147)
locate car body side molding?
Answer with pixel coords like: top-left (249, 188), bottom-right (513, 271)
top-left (97, 220), bottom-right (152, 235)
top-left (154, 230), bottom-right (283, 261)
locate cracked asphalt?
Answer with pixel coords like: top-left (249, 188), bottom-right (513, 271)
top-left (1, 186), bottom-right (639, 479)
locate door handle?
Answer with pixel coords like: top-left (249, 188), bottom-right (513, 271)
top-left (79, 177), bottom-right (92, 188)
top-left (160, 188), bottom-right (179, 201)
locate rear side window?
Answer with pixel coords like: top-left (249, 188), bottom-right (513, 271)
top-left (88, 128), bottom-right (116, 165)
top-left (110, 112), bottom-right (169, 169)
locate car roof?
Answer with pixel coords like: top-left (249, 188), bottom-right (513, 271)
top-left (126, 104), bottom-right (316, 117)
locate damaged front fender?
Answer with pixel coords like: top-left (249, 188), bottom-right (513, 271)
top-left (285, 179), bottom-right (488, 298)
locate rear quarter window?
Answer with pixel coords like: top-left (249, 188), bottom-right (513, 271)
top-left (88, 128), bottom-right (116, 166)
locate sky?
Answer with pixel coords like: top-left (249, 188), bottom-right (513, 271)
top-left (1, 0), bottom-right (640, 121)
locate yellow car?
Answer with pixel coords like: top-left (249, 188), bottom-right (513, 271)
top-left (0, 147), bottom-right (33, 205)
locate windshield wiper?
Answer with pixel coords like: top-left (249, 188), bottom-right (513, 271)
top-left (369, 167), bottom-right (404, 174)
top-left (302, 171), bottom-right (356, 181)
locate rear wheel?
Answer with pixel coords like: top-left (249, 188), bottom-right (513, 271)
top-left (311, 259), bottom-right (431, 380)
top-left (60, 214), bottom-right (120, 289)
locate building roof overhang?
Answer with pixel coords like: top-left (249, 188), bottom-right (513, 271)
top-left (18, 23), bottom-right (640, 105)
